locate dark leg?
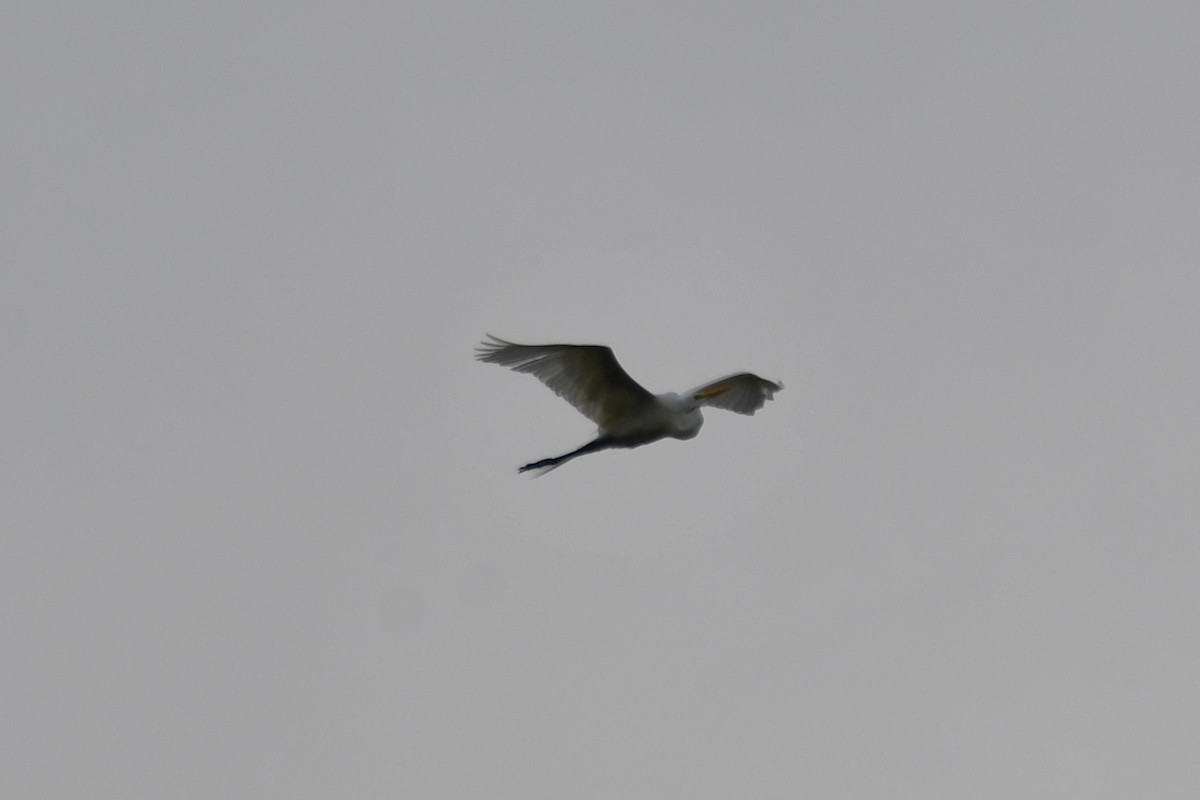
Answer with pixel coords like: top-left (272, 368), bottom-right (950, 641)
top-left (519, 437), bottom-right (615, 474)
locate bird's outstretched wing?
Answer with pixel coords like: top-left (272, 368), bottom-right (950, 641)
top-left (687, 373), bottom-right (783, 415)
top-left (476, 335), bottom-right (656, 427)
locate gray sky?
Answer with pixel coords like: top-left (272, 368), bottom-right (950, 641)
top-left (4, 2), bottom-right (1199, 797)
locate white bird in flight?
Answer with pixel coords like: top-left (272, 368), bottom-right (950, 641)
top-left (476, 335), bottom-right (783, 474)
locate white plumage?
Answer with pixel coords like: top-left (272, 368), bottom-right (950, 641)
top-left (476, 335), bottom-right (782, 473)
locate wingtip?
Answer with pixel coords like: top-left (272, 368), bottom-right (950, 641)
top-left (474, 333), bottom-right (507, 360)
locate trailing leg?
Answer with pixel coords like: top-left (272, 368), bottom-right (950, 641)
top-left (518, 437), bottom-right (615, 474)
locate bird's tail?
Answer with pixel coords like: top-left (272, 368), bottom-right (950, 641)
top-left (519, 437), bottom-right (614, 475)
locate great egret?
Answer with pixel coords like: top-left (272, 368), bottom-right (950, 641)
top-left (476, 335), bottom-right (783, 473)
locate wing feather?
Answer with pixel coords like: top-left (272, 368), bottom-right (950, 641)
top-left (475, 335), bottom-right (656, 427)
top-left (687, 373), bottom-right (783, 415)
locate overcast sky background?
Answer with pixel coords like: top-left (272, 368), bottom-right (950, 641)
top-left (4, 2), bottom-right (1199, 797)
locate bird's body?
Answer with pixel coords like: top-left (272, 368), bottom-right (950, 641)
top-left (476, 336), bottom-right (781, 473)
